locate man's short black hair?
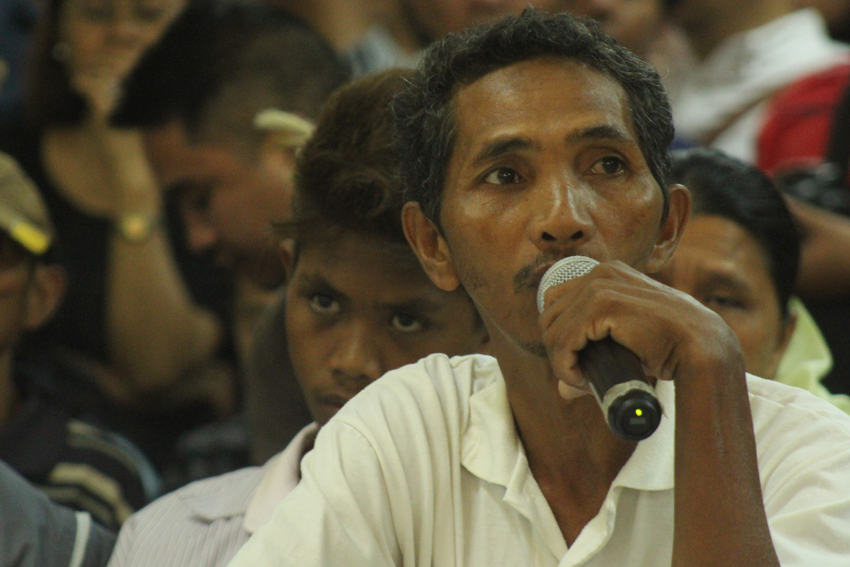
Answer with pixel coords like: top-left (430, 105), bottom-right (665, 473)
top-left (669, 148), bottom-right (801, 317)
top-left (391, 8), bottom-right (674, 227)
top-left (112, 0), bottom-right (349, 153)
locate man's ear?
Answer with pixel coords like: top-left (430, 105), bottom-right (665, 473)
top-left (402, 202), bottom-right (461, 292)
top-left (23, 264), bottom-right (67, 331)
top-left (646, 183), bottom-right (691, 274)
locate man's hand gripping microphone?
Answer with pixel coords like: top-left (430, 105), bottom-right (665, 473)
top-left (537, 256), bottom-right (662, 441)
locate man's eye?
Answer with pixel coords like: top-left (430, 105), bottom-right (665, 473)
top-left (309, 294), bottom-right (340, 315)
top-left (391, 313), bottom-right (423, 333)
top-left (588, 156), bottom-right (625, 175)
top-left (483, 167), bottom-right (524, 185)
top-left (704, 295), bottom-right (744, 310)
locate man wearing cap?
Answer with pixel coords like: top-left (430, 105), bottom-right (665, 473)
top-left (0, 152), bottom-right (158, 530)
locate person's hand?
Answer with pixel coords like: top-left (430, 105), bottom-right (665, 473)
top-left (69, 51), bottom-right (138, 121)
top-left (538, 260), bottom-right (743, 400)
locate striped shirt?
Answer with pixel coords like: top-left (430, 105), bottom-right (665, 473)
top-left (107, 423), bottom-right (317, 567)
top-left (0, 379), bottom-right (159, 530)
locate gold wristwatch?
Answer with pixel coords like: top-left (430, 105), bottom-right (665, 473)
top-left (116, 212), bottom-right (158, 244)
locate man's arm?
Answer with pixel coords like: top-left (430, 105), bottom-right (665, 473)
top-left (541, 261), bottom-right (781, 567)
top-left (789, 197), bottom-right (850, 300)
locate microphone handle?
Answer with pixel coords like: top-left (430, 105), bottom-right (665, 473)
top-left (578, 337), bottom-right (661, 441)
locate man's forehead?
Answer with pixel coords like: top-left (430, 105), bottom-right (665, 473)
top-left (449, 58), bottom-right (635, 160)
top-left (453, 57), bottom-right (628, 119)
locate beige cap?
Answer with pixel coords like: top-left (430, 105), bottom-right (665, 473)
top-left (0, 152), bottom-right (53, 255)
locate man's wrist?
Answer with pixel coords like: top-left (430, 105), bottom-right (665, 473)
top-left (114, 211), bottom-right (160, 244)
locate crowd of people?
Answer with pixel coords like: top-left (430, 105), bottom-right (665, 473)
top-left (0, 0), bottom-right (849, 565)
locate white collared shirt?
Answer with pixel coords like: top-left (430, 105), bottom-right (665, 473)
top-left (669, 8), bottom-right (850, 162)
top-left (229, 353), bottom-right (850, 567)
top-left (106, 423), bottom-right (318, 567)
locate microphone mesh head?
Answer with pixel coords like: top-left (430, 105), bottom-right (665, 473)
top-left (537, 256), bottom-right (599, 313)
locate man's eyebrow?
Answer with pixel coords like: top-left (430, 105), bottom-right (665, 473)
top-left (565, 124), bottom-right (633, 145)
top-left (695, 270), bottom-right (751, 295)
top-left (377, 297), bottom-right (442, 314)
top-left (470, 137), bottom-right (541, 168)
top-left (469, 124), bottom-right (634, 169)
top-left (296, 272), bottom-right (348, 301)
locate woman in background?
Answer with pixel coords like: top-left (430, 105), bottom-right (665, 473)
top-left (0, 0), bottom-right (230, 467)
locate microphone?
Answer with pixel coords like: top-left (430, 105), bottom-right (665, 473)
top-left (537, 256), bottom-right (662, 441)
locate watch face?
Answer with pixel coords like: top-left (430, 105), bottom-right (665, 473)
top-left (119, 212), bottom-right (156, 243)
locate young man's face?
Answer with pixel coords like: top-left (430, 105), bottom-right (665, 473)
top-left (285, 231), bottom-right (486, 426)
top-left (143, 121), bottom-right (294, 289)
top-left (408, 58), bottom-right (677, 354)
top-left (654, 215), bottom-right (793, 379)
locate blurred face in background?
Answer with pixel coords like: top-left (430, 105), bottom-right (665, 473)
top-left (57, 0), bottom-right (186, 113)
top-left (654, 215), bottom-right (795, 379)
top-left (143, 122), bottom-right (295, 289)
top-left (549, 0), bottom-right (665, 57)
top-left (0, 232), bottom-right (65, 357)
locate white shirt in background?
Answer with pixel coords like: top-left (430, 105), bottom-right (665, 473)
top-left (669, 8), bottom-right (850, 163)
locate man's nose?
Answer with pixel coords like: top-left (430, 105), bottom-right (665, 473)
top-left (184, 213), bottom-right (218, 254)
top-left (328, 321), bottom-right (384, 388)
top-left (526, 174), bottom-right (595, 250)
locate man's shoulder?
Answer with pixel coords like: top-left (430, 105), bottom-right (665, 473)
top-left (746, 374), bottom-right (850, 446)
top-left (135, 465), bottom-right (264, 525)
top-left (110, 467), bottom-right (263, 566)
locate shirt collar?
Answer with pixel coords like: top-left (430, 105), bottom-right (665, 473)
top-left (243, 422), bottom-right (319, 533)
top-left (460, 365), bottom-right (676, 495)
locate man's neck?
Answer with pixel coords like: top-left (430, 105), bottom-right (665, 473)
top-left (682, 1), bottom-right (795, 60)
top-left (494, 339), bottom-right (636, 545)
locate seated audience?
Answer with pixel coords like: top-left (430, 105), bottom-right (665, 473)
top-left (656, 148), bottom-right (850, 412)
top-left (666, 0), bottom-right (849, 162)
top-left (0, 0), bottom-right (236, 474)
top-left (272, 0), bottom-right (543, 77)
top-left (0, 0), bottom-right (207, 410)
top-left (229, 11), bottom-right (850, 566)
top-left (755, 64), bottom-right (850, 394)
top-left (0, 152), bottom-right (158, 529)
top-left (105, 69), bottom-right (488, 566)
top-left (111, 0), bottom-right (349, 474)
top-left (548, 0), bottom-right (693, 88)
top-left (0, 459), bottom-right (115, 567)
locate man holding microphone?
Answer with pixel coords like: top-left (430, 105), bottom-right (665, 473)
top-left (229, 10), bottom-right (850, 566)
